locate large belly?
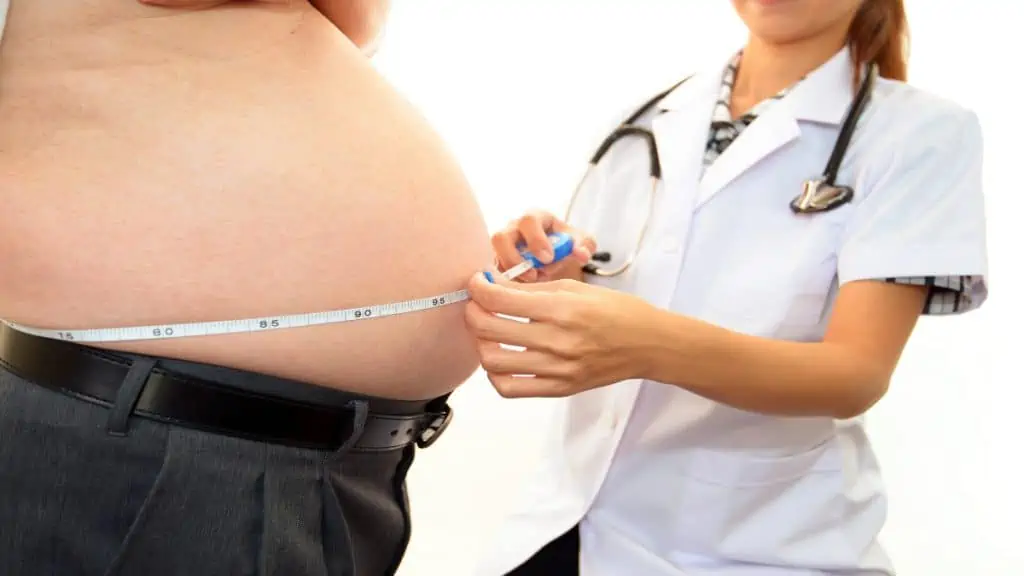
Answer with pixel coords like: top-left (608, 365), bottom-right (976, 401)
top-left (0, 2), bottom-right (491, 399)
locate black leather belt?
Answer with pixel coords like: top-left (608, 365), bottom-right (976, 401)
top-left (0, 325), bottom-right (452, 452)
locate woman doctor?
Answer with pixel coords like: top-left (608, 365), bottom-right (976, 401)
top-left (465, 0), bottom-right (988, 574)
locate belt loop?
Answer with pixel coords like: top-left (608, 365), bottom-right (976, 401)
top-left (332, 400), bottom-right (369, 457)
top-left (106, 357), bottom-right (158, 436)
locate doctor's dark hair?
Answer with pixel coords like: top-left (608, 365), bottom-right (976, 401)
top-left (847, 0), bottom-right (909, 83)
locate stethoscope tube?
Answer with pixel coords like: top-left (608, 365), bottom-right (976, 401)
top-left (569, 63), bottom-right (878, 277)
top-left (590, 126), bottom-right (663, 180)
top-left (822, 64), bottom-right (876, 185)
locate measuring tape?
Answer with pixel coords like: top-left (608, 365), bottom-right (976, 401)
top-left (0, 289), bottom-right (472, 344)
top-left (1, 233), bottom-right (576, 344)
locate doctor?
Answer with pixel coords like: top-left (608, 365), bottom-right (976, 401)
top-left (465, 0), bottom-right (988, 574)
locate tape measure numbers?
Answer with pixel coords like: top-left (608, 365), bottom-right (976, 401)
top-left (1, 289), bottom-right (471, 344)
top-left (2, 233), bottom-right (576, 344)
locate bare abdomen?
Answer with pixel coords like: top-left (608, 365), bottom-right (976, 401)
top-left (0, 2), bottom-right (490, 399)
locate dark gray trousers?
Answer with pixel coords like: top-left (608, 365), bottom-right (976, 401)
top-left (0, 361), bottom-right (418, 576)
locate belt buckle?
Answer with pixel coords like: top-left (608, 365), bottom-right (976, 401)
top-left (416, 405), bottom-right (453, 449)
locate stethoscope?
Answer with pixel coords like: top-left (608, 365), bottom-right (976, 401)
top-left (569, 63), bottom-right (878, 277)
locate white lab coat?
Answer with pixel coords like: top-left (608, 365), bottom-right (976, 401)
top-left (475, 47), bottom-right (988, 576)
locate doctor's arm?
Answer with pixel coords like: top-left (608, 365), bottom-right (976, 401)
top-left (639, 282), bottom-right (926, 419)
top-left (468, 109), bottom-right (986, 419)
top-left (466, 276), bottom-right (925, 419)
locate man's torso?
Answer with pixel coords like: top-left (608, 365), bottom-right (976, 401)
top-left (0, 0), bottom-right (491, 399)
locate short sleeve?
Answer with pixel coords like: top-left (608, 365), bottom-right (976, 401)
top-left (837, 108), bottom-right (989, 314)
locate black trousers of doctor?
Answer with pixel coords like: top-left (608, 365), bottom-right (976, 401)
top-left (506, 525), bottom-right (580, 575)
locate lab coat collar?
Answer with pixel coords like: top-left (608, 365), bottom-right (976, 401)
top-left (654, 55), bottom-right (729, 114)
top-left (654, 46), bottom-right (858, 209)
top-left (782, 46), bottom-right (858, 126)
top-left (648, 68), bottom-right (719, 221)
top-left (656, 45), bottom-right (857, 125)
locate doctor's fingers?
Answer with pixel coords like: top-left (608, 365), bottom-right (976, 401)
top-left (491, 228), bottom-right (535, 281)
top-left (516, 212), bottom-right (596, 265)
top-left (493, 227), bottom-right (595, 284)
top-left (491, 216), bottom-right (549, 280)
top-left (517, 211), bottom-right (568, 264)
top-left (465, 302), bottom-right (564, 350)
top-left (466, 301), bottom-right (601, 362)
top-left (486, 372), bottom-right (575, 399)
top-left (493, 211), bottom-right (565, 268)
top-left (467, 272), bottom-right (586, 323)
top-left (534, 259), bottom-right (584, 282)
top-left (477, 343), bottom-right (581, 395)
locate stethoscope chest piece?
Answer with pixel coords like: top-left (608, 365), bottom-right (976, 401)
top-left (790, 178), bottom-right (854, 214)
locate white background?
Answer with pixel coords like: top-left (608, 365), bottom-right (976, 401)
top-left (371, 1), bottom-right (1022, 574)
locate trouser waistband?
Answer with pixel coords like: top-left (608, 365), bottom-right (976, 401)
top-left (0, 324), bottom-right (452, 451)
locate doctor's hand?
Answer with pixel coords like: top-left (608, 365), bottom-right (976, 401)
top-left (493, 211), bottom-right (596, 284)
top-left (466, 272), bottom-right (658, 398)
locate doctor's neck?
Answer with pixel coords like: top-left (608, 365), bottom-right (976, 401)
top-left (732, 32), bottom-right (847, 107)
top-left (730, 0), bottom-right (909, 112)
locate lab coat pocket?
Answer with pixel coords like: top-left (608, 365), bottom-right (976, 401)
top-left (702, 205), bottom-right (847, 339)
top-left (668, 439), bottom-right (855, 568)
